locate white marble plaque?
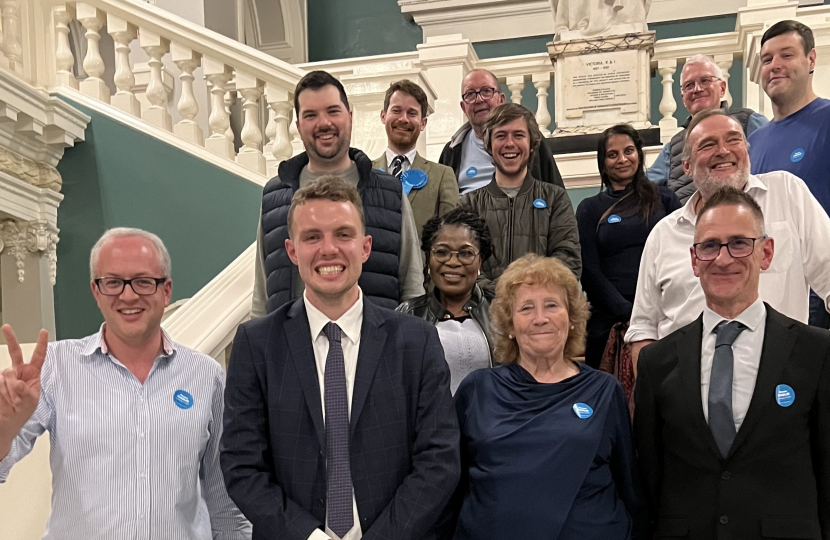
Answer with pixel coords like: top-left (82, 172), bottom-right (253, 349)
top-left (562, 50), bottom-right (639, 119)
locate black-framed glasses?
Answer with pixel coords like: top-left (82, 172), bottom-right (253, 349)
top-left (462, 87), bottom-right (499, 104)
top-left (431, 247), bottom-right (479, 265)
top-left (681, 75), bottom-right (721, 94)
top-left (692, 236), bottom-right (767, 261)
top-left (94, 277), bottom-right (167, 296)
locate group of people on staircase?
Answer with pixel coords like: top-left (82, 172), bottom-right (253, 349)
top-left (1, 17), bottom-right (830, 540)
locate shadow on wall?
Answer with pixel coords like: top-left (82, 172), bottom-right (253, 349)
top-left (54, 98), bottom-right (263, 340)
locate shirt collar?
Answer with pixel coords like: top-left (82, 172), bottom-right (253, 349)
top-left (678, 174), bottom-right (768, 226)
top-left (303, 288), bottom-right (364, 345)
top-left (82, 323), bottom-right (175, 358)
top-left (385, 147), bottom-right (417, 169)
top-left (702, 296), bottom-right (766, 336)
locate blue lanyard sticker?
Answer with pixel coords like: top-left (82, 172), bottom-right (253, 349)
top-left (533, 198), bottom-right (547, 209)
top-left (400, 169), bottom-right (428, 196)
top-left (573, 403), bottom-right (593, 419)
top-left (608, 214), bottom-right (622, 224)
top-left (173, 390), bottom-right (194, 410)
top-left (466, 166), bottom-right (478, 178)
top-left (775, 384), bottom-right (795, 407)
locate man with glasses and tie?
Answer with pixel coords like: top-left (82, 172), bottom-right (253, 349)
top-left (625, 108), bottom-right (830, 369)
top-left (634, 186), bottom-right (830, 539)
top-left (373, 79), bottom-right (459, 237)
top-left (221, 176), bottom-right (460, 540)
top-left (646, 54), bottom-right (767, 203)
top-left (439, 69), bottom-right (564, 194)
top-left (0, 227), bottom-right (250, 540)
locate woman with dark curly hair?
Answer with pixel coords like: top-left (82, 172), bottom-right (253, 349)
top-left (446, 254), bottom-right (647, 540)
top-left (397, 207), bottom-right (495, 393)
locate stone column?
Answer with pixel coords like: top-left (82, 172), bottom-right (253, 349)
top-left (417, 34), bottom-right (478, 162)
top-left (0, 220), bottom-right (58, 341)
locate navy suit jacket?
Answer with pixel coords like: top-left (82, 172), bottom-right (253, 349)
top-left (220, 297), bottom-right (461, 540)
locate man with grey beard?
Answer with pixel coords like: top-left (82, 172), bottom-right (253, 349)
top-left (625, 108), bottom-right (830, 367)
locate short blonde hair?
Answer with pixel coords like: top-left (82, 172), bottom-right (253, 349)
top-left (490, 254), bottom-right (589, 364)
top-left (287, 175), bottom-right (364, 237)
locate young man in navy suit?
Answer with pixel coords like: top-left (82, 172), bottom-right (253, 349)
top-left (221, 175), bottom-right (460, 540)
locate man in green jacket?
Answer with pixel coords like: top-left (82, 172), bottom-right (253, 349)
top-left (460, 103), bottom-right (581, 291)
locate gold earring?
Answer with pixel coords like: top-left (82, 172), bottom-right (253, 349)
top-left (508, 334), bottom-right (513, 339)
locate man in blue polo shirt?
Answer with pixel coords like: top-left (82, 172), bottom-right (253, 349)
top-left (748, 20), bottom-right (830, 328)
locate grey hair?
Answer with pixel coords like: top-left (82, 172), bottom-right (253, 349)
top-left (89, 227), bottom-right (172, 280)
top-left (682, 55), bottom-right (724, 81)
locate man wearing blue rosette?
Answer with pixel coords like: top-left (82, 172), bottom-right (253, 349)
top-left (460, 103), bottom-right (581, 292)
top-left (374, 80), bottom-right (459, 238)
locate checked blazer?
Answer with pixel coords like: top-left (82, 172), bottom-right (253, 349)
top-left (220, 298), bottom-right (461, 540)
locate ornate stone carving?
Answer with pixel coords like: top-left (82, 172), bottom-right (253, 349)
top-left (552, 0), bottom-right (651, 40)
top-left (0, 219), bottom-right (59, 284)
top-left (0, 148), bottom-right (62, 191)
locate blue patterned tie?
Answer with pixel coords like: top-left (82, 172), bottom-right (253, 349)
top-left (323, 322), bottom-right (353, 537)
top-left (708, 320), bottom-right (747, 458)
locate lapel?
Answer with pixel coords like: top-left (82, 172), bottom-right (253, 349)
top-left (408, 153), bottom-right (432, 204)
top-left (728, 305), bottom-right (796, 458)
top-left (372, 154), bottom-right (388, 171)
top-left (283, 300), bottom-right (326, 452)
top-left (676, 315), bottom-right (724, 460)
top-left (350, 301), bottom-right (388, 436)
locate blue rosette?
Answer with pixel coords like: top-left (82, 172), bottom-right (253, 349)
top-left (400, 169), bottom-right (428, 195)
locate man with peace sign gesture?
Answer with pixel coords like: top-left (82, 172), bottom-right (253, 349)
top-left (0, 228), bottom-right (250, 540)
top-left (0, 325), bottom-right (48, 461)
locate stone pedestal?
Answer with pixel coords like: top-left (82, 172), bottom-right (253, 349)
top-left (548, 32), bottom-right (655, 135)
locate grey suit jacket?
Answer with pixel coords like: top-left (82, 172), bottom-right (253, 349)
top-left (373, 152), bottom-right (459, 237)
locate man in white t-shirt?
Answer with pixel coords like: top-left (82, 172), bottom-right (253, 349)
top-left (625, 108), bottom-right (830, 367)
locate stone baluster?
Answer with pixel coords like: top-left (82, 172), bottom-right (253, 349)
top-left (532, 73), bottom-right (552, 136)
top-left (263, 106), bottom-right (277, 173)
top-left (266, 83), bottom-right (293, 176)
top-left (506, 76), bottom-right (524, 105)
top-left (235, 71), bottom-right (265, 173)
top-left (0, 0), bottom-right (23, 74)
top-left (54, 4), bottom-right (77, 89)
top-left (714, 53), bottom-right (733, 109)
top-left (76, 4), bottom-right (110, 103)
top-left (203, 57), bottom-right (234, 159)
top-left (171, 43), bottom-right (203, 145)
top-left (139, 29), bottom-right (171, 131)
top-left (107, 15), bottom-right (140, 117)
top-left (657, 59), bottom-right (678, 143)
top-left (224, 90), bottom-right (235, 142)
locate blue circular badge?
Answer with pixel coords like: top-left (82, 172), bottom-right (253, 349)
top-left (401, 169), bottom-right (428, 190)
top-left (775, 384), bottom-right (795, 407)
top-left (173, 390), bottom-right (194, 410)
top-left (466, 166), bottom-right (478, 178)
top-left (790, 148), bottom-right (805, 163)
top-left (533, 198), bottom-right (547, 209)
top-left (573, 403), bottom-right (593, 419)
top-left (608, 214), bottom-right (622, 224)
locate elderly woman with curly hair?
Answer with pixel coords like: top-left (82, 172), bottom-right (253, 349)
top-left (447, 254), bottom-right (646, 540)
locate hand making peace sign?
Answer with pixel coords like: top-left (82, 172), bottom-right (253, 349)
top-left (0, 324), bottom-right (49, 437)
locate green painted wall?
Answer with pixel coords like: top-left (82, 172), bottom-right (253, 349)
top-left (54, 98), bottom-right (262, 340)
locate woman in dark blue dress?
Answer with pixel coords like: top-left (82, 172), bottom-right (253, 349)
top-left (448, 254), bottom-right (646, 540)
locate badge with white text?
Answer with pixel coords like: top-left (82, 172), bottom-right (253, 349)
top-left (790, 148), bottom-right (805, 163)
top-left (573, 403), bottom-right (593, 419)
top-left (173, 390), bottom-right (194, 410)
top-left (401, 169), bottom-right (428, 196)
top-left (466, 166), bottom-right (478, 178)
top-left (608, 214), bottom-right (622, 224)
top-left (775, 384), bottom-right (795, 407)
top-left (533, 198), bottom-right (547, 209)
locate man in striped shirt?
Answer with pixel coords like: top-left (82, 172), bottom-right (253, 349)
top-left (0, 228), bottom-right (250, 540)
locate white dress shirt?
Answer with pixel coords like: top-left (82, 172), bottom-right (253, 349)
top-left (384, 147), bottom-right (417, 174)
top-left (0, 326), bottom-right (250, 540)
top-left (626, 171), bottom-right (830, 342)
top-left (700, 298), bottom-right (767, 431)
top-left (304, 290), bottom-right (364, 540)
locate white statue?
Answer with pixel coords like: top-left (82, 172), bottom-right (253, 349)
top-left (552, 0), bottom-right (652, 40)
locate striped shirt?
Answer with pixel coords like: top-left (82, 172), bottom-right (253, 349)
top-left (0, 327), bottom-right (251, 540)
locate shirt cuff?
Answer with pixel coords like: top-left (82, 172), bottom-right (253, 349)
top-left (307, 529), bottom-right (332, 540)
top-left (0, 450), bottom-right (15, 483)
top-left (624, 325), bottom-right (659, 344)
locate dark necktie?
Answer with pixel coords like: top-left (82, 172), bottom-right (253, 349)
top-left (708, 320), bottom-right (747, 458)
top-left (390, 154), bottom-right (407, 178)
top-left (323, 322), bottom-right (353, 537)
